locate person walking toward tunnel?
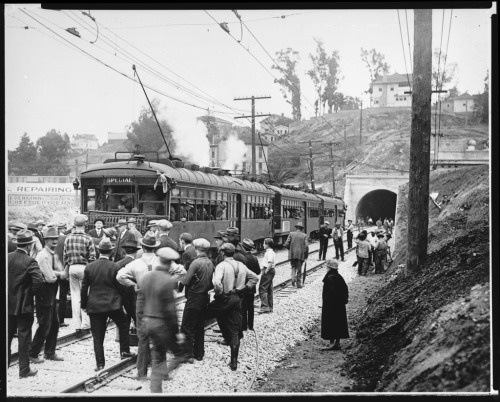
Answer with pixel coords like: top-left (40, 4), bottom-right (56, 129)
top-left (283, 222), bottom-right (309, 288)
top-left (320, 259), bottom-right (349, 351)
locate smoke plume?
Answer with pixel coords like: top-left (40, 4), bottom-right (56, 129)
top-left (220, 133), bottom-right (247, 171)
top-left (170, 118), bottom-right (210, 166)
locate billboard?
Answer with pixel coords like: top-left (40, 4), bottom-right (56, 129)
top-left (7, 183), bottom-right (78, 207)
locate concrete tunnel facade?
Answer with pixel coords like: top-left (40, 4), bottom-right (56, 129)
top-left (355, 189), bottom-right (398, 223)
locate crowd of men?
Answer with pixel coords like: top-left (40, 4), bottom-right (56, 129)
top-left (7, 216), bottom-right (276, 393)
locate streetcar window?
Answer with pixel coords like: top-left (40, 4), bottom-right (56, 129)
top-left (210, 191), bottom-right (216, 201)
top-left (170, 198), bottom-right (180, 222)
top-left (223, 193), bottom-right (228, 201)
top-left (138, 186), bottom-right (165, 216)
top-left (180, 188), bottom-right (187, 198)
top-left (188, 188), bottom-right (195, 198)
top-left (105, 186), bottom-right (135, 212)
top-left (84, 187), bottom-right (101, 212)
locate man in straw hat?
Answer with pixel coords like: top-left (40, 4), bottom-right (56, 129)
top-left (116, 231), bottom-right (161, 381)
top-left (8, 230), bottom-right (44, 378)
top-left (206, 243), bottom-right (259, 371)
top-left (29, 227), bottom-right (66, 364)
top-left (141, 247), bottom-right (188, 393)
top-left (81, 238), bottom-right (135, 371)
top-left (179, 238), bottom-right (215, 363)
top-left (63, 214), bottom-right (96, 333)
top-left (320, 259), bottom-right (349, 351)
top-left (283, 222), bottom-right (309, 288)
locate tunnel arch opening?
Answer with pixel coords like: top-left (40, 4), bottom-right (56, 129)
top-left (355, 189), bottom-right (397, 223)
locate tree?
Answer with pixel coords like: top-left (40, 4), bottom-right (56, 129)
top-left (432, 49), bottom-right (458, 91)
top-left (266, 152), bottom-right (301, 184)
top-left (446, 85), bottom-right (459, 99)
top-left (272, 48), bottom-right (302, 121)
top-left (199, 111), bottom-right (220, 144)
top-left (360, 48), bottom-right (391, 94)
top-left (126, 98), bottom-right (174, 152)
top-left (322, 50), bottom-right (341, 114)
top-left (8, 132), bottom-right (38, 175)
top-left (307, 38), bottom-right (329, 116)
top-left (36, 129), bottom-right (71, 175)
top-left (473, 71), bottom-right (489, 124)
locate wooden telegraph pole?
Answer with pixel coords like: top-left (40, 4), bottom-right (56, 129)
top-left (321, 141), bottom-right (341, 196)
top-left (299, 140), bottom-right (322, 192)
top-left (406, 9), bottom-right (432, 274)
top-left (234, 96), bottom-right (271, 177)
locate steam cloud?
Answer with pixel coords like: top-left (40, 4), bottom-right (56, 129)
top-left (170, 118), bottom-right (210, 166)
top-left (220, 133), bottom-right (247, 171)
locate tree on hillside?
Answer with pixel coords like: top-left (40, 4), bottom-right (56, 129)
top-left (432, 49), bottom-right (458, 91)
top-left (126, 98), bottom-right (174, 152)
top-left (307, 38), bottom-right (329, 116)
top-left (446, 85), bottom-right (459, 99)
top-left (36, 129), bottom-right (71, 175)
top-left (267, 152), bottom-right (301, 184)
top-left (473, 71), bottom-right (489, 124)
top-left (199, 112), bottom-right (220, 144)
top-left (8, 132), bottom-right (38, 175)
top-left (360, 48), bottom-right (390, 94)
top-left (272, 48), bottom-right (302, 121)
top-left (322, 50), bottom-right (341, 114)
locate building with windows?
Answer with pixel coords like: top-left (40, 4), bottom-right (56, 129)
top-left (107, 131), bottom-right (128, 145)
top-left (70, 134), bottom-right (99, 152)
top-left (370, 72), bottom-right (413, 108)
top-left (438, 92), bottom-right (476, 114)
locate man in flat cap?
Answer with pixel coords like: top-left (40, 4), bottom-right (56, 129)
top-left (82, 238), bottom-right (134, 371)
top-left (320, 259), bottom-right (349, 351)
top-left (206, 243), bottom-right (259, 371)
top-left (8, 230), bottom-right (44, 378)
top-left (180, 238), bottom-right (215, 363)
top-left (64, 214), bottom-right (96, 333)
top-left (140, 247), bottom-right (187, 393)
top-left (225, 227), bottom-right (247, 265)
top-left (284, 222), bottom-right (309, 288)
top-left (116, 232), bottom-right (160, 381)
top-left (156, 219), bottom-right (179, 254)
top-left (29, 228), bottom-right (66, 364)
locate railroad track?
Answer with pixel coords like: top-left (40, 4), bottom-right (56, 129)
top-left (7, 228), bottom-right (372, 395)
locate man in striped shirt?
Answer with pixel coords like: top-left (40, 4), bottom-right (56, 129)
top-left (63, 214), bottom-right (96, 333)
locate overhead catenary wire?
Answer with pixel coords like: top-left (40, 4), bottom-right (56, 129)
top-left (405, 10), bottom-right (413, 70)
top-left (397, 10), bottom-right (413, 91)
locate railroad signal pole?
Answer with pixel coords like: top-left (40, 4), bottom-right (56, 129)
top-left (234, 96), bottom-right (271, 177)
top-left (406, 9), bottom-right (432, 275)
top-left (299, 140), bottom-right (322, 192)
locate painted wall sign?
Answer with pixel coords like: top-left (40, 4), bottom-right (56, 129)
top-left (7, 183), bottom-right (77, 207)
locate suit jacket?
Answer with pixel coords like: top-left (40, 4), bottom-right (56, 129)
top-left (8, 249), bottom-right (44, 315)
top-left (284, 230), bottom-right (309, 261)
top-left (81, 257), bottom-right (123, 313)
top-left (158, 234), bottom-right (179, 251)
top-left (180, 244), bottom-right (197, 270)
top-left (88, 228), bottom-right (104, 239)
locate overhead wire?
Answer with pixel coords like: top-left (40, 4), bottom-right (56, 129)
top-left (397, 10), bottom-right (413, 91)
top-left (404, 10), bottom-right (413, 70)
top-left (433, 9), bottom-right (446, 166)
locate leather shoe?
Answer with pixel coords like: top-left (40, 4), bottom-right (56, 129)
top-left (187, 357), bottom-right (195, 364)
top-left (19, 368), bottom-right (38, 378)
top-left (44, 354), bottom-right (64, 361)
top-left (29, 356), bottom-right (44, 364)
top-left (121, 351), bottom-right (136, 359)
top-left (321, 344), bottom-right (341, 351)
top-left (59, 322), bottom-right (69, 327)
top-left (94, 365), bottom-right (104, 372)
top-left (216, 339), bottom-right (229, 346)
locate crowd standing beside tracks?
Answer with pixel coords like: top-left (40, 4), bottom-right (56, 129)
top-left (8, 213), bottom-right (392, 393)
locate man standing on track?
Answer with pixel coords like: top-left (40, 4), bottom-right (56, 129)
top-left (29, 228), bottom-right (66, 364)
top-left (332, 223), bottom-right (345, 262)
top-left (346, 219), bottom-right (355, 249)
top-left (318, 221), bottom-right (331, 261)
top-left (240, 239), bottom-right (261, 327)
top-left (64, 214), bottom-right (96, 333)
top-left (283, 222), bottom-right (309, 288)
top-left (206, 243), bottom-right (259, 371)
top-left (8, 230), bottom-right (44, 378)
top-left (81, 238), bottom-right (135, 372)
top-left (180, 238), bottom-right (215, 363)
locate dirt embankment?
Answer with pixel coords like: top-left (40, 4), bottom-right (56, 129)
top-left (344, 165), bottom-right (491, 392)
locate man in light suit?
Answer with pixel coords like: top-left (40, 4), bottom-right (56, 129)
top-left (283, 222), bottom-right (309, 288)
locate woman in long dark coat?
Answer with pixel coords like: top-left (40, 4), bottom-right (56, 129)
top-left (321, 259), bottom-right (349, 350)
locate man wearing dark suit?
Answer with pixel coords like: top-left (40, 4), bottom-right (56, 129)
top-left (8, 230), bottom-right (44, 378)
top-left (318, 221), bottom-right (331, 261)
top-left (116, 240), bottom-right (141, 330)
top-left (81, 238), bottom-right (135, 371)
top-left (88, 219), bottom-right (105, 239)
top-left (178, 232), bottom-right (197, 294)
top-left (114, 219), bottom-right (132, 262)
top-left (55, 224), bottom-right (71, 326)
top-left (156, 219), bottom-right (178, 251)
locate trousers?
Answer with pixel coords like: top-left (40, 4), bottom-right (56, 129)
top-left (89, 309), bottom-right (130, 367)
top-left (69, 264), bottom-right (90, 330)
top-left (205, 292), bottom-right (242, 347)
top-left (58, 279), bottom-right (70, 323)
top-left (8, 314), bottom-right (34, 377)
top-left (29, 302), bottom-right (59, 358)
top-left (135, 305), bottom-right (151, 379)
top-left (319, 239), bottom-right (328, 260)
top-left (347, 231), bottom-right (353, 249)
top-left (258, 269), bottom-right (275, 312)
top-left (334, 239), bottom-right (344, 260)
top-left (180, 293), bottom-right (209, 360)
top-left (290, 259), bottom-right (303, 285)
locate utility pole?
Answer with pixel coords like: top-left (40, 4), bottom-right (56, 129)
top-left (321, 141), bottom-right (341, 196)
top-left (406, 9), bottom-right (432, 275)
top-left (360, 100), bottom-right (363, 145)
top-left (343, 124), bottom-right (352, 169)
top-left (299, 140), bottom-right (322, 192)
top-left (234, 96), bottom-right (271, 176)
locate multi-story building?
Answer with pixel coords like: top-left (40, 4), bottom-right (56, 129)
top-left (370, 72), bottom-right (413, 108)
top-left (70, 134), bottom-right (99, 152)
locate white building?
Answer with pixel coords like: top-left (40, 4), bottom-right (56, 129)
top-left (107, 131), bottom-right (128, 145)
top-left (370, 72), bottom-right (413, 108)
top-left (452, 93), bottom-right (475, 113)
top-left (71, 134), bottom-right (99, 152)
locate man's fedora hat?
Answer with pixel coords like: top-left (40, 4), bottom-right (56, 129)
top-left (295, 222), bottom-right (304, 228)
top-left (12, 230), bottom-right (37, 245)
top-left (127, 217), bottom-right (137, 224)
top-left (97, 237), bottom-right (115, 251)
top-left (241, 238), bottom-right (255, 250)
top-left (43, 227), bottom-right (60, 239)
top-left (139, 231), bottom-right (161, 248)
top-left (214, 230), bottom-right (228, 240)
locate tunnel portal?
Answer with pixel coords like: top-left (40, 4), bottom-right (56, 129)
top-left (355, 189), bottom-right (397, 223)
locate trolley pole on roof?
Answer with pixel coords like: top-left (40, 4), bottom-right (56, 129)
top-left (234, 96), bottom-right (271, 177)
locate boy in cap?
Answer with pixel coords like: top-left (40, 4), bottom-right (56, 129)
top-left (29, 228), bottom-right (66, 364)
top-left (64, 214), bottom-right (96, 333)
top-left (180, 238), bottom-right (215, 363)
top-left (320, 259), bottom-right (349, 351)
top-left (283, 222), bottom-right (309, 288)
top-left (82, 238), bottom-right (134, 371)
top-left (8, 230), bottom-right (44, 378)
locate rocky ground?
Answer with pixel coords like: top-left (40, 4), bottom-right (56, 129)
top-left (254, 165), bottom-right (492, 394)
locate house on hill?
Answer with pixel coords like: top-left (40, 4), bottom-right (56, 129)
top-left (438, 92), bottom-right (475, 114)
top-left (370, 72), bottom-right (412, 108)
top-left (70, 134), bottom-right (99, 152)
top-left (107, 131), bottom-right (128, 145)
top-left (196, 115), bottom-right (233, 144)
top-left (259, 114), bottom-right (293, 135)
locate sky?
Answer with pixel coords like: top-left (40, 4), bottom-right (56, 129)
top-left (4, 4), bottom-right (495, 152)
